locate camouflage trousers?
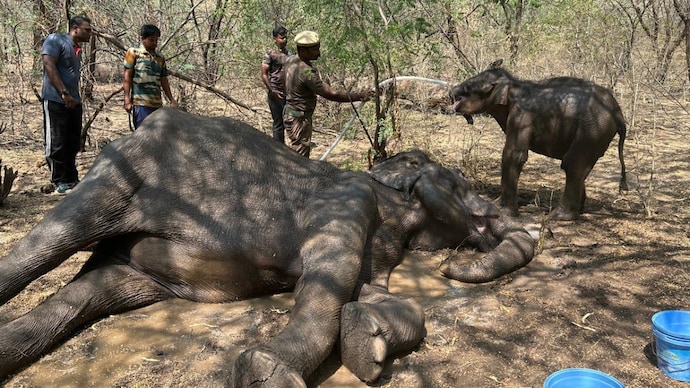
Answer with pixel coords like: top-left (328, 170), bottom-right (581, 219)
top-left (283, 114), bottom-right (313, 157)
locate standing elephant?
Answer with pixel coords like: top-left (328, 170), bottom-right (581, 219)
top-left (451, 66), bottom-right (628, 220)
top-left (0, 108), bottom-right (535, 386)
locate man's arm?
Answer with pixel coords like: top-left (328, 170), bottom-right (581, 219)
top-left (262, 62), bottom-right (282, 100)
top-left (123, 67), bottom-right (134, 112)
top-left (160, 76), bottom-right (177, 107)
top-left (317, 85), bottom-right (374, 103)
top-left (42, 54), bottom-right (76, 109)
top-left (261, 63), bottom-right (271, 90)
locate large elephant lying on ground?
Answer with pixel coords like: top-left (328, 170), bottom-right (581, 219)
top-left (451, 65), bottom-right (628, 220)
top-left (0, 108), bottom-right (534, 386)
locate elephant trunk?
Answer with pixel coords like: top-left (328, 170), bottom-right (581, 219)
top-left (439, 217), bottom-right (534, 283)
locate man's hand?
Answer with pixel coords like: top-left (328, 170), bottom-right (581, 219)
top-left (360, 89), bottom-right (378, 102)
top-left (62, 94), bottom-right (77, 109)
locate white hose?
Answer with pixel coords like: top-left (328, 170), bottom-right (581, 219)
top-left (318, 76), bottom-right (450, 161)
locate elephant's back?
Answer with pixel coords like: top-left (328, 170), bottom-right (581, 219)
top-left (88, 108), bottom-right (349, 238)
top-left (97, 108), bottom-right (342, 191)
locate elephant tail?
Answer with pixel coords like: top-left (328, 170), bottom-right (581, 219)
top-left (617, 119), bottom-right (628, 192)
top-left (439, 217), bottom-right (535, 283)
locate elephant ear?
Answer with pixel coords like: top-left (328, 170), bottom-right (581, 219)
top-left (369, 150), bottom-right (430, 193)
top-left (491, 81), bottom-right (510, 106)
top-left (413, 165), bottom-right (498, 223)
top-left (477, 69), bottom-right (510, 106)
top-left (487, 59), bottom-right (504, 69)
top-left (370, 168), bottom-right (420, 193)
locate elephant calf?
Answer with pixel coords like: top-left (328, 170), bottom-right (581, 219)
top-left (451, 66), bottom-right (628, 220)
top-left (0, 108), bottom-right (535, 386)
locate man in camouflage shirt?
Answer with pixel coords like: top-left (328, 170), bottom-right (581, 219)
top-left (283, 31), bottom-right (374, 157)
top-left (123, 24), bottom-right (177, 129)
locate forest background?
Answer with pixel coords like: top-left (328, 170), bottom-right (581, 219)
top-left (1, 0), bottom-right (689, 161)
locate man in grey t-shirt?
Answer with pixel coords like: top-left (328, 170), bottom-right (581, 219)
top-left (41, 15), bottom-right (92, 194)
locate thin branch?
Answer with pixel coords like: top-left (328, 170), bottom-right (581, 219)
top-left (168, 69), bottom-right (256, 112)
top-left (160, 0), bottom-right (206, 52)
top-left (80, 87), bottom-right (123, 151)
top-left (94, 30), bottom-right (255, 112)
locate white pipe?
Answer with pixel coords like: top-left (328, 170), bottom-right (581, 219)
top-left (318, 76), bottom-right (450, 161)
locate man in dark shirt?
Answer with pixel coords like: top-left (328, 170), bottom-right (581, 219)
top-left (261, 25), bottom-right (291, 143)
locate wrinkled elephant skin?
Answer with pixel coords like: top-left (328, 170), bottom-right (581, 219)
top-left (451, 67), bottom-right (628, 220)
top-left (0, 108), bottom-right (535, 386)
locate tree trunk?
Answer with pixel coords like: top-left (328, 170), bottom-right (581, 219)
top-left (674, 0), bottom-right (690, 82)
top-left (499, 0), bottom-right (525, 65)
top-left (201, 0), bottom-right (228, 85)
top-left (686, 21), bottom-right (690, 82)
top-left (33, 0), bottom-right (48, 75)
top-left (441, 1), bottom-right (475, 72)
top-left (83, 37), bottom-right (96, 99)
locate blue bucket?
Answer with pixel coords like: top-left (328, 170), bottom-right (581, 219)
top-left (543, 368), bottom-right (624, 388)
top-left (652, 310), bottom-right (690, 382)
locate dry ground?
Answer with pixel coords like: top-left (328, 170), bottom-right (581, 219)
top-left (0, 83), bottom-right (688, 387)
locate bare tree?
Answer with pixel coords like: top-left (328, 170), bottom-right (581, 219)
top-left (629, 0), bottom-right (686, 83)
top-left (191, 0), bottom-right (230, 84)
top-left (673, 0), bottom-right (690, 82)
top-left (426, 1), bottom-right (477, 72)
top-left (496, 0), bottom-right (525, 64)
top-left (609, 0), bottom-right (642, 83)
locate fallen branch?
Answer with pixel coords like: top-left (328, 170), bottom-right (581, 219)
top-left (0, 159), bottom-right (18, 206)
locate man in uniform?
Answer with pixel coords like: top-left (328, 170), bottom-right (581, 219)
top-left (283, 31), bottom-right (374, 157)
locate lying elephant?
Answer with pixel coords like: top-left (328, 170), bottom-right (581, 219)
top-left (0, 108), bottom-right (534, 386)
top-left (451, 66), bottom-right (628, 220)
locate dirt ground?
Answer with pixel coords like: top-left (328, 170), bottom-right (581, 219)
top-left (0, 84), bottom-right (688, 388)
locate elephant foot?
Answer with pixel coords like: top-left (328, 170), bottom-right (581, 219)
top-left (340, 303), bottom-right (387, 383)
top-left (233, 347), bottom-right (306, 388)
top-left (549, 206), bottom-right (580, 221)
top-left (498, 199), bottom-right (520, 218)
top-left (501, 206), bottom-right (520, 218)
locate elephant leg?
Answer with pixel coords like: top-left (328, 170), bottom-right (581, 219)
top-left (552, 153), bottom-right (595, 221)
top-left (580, 185), bottom-right (587, 212)
top-left (233, 255), bottom-right (361, 388)
top-left (0, 182), bottom-right (135, 306)
top-left (500, 130), bottom-right (529, 216)
top-left (339, 284), bottom-right (425, 383)
top-left (0, 254), bottom-right (173, 378)
top-left (233, 197), bottom-right (368, 388)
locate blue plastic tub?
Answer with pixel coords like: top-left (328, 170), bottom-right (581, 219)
top-left (543, 368), bottom-right (624, 388)
top-left (652, 310), bottom-right (690, 382)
